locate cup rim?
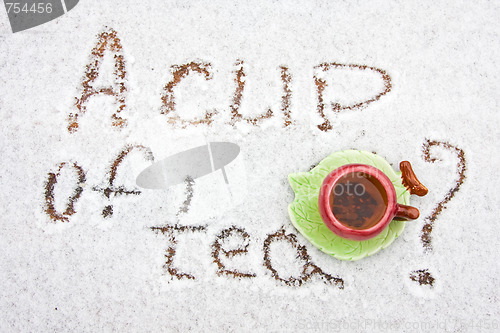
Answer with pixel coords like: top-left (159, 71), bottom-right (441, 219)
top-left (318, 164), bottom-right (398, 241)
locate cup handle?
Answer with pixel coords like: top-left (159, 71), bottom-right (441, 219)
top-left (394, 204), bottom-right (420, 221)
top-left (400, 161), bottom-right (428, 196)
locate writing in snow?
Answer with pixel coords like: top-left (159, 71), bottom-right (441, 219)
top-left (67, 28), bottom-right (392, 134)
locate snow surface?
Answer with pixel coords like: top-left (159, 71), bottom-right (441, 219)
top-left (0, 0), bottom-right (499, 332)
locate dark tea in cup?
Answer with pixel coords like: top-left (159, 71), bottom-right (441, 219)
top-left (329, 172), bottom-right (388, 230)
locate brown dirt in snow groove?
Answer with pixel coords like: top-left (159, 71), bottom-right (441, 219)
top-left (314, 63), bottom-right (392, 132)
top-left (410, 269), bottom-right (435, 287)
top-left (151, 224), bottom-right (208, 280)
top-left (68, 27), bottom-right (128, 133)
top-left (92, 144), bottom-right (154, 218)
top-left (211, 226), bottom-right (256, 278)
top-left (44, 162), bottom-right (86, 222)
top-left (420, 139), bottom-right (466, 251)
top-left (263, 227), bottom-right (344, 288)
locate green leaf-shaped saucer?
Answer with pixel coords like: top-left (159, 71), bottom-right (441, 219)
top-left (288, 150), bottom-right (410, 261)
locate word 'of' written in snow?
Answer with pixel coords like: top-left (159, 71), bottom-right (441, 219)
top-left (43, 145), bottom-right (345, 287)
top-left (67, 27), bottom-right (392, 134)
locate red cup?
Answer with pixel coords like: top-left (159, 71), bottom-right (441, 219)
top-left (318, 164), bottom-right (420, 241)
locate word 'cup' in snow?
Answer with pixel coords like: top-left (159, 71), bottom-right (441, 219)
top-left (67, 28), bottom-right (393, 133)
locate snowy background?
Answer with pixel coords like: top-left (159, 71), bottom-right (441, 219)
top-left (0, 0), bottom-right (499, 331)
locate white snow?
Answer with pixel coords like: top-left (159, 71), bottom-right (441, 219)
top-left (0, 0), bottom-right (499, 332)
